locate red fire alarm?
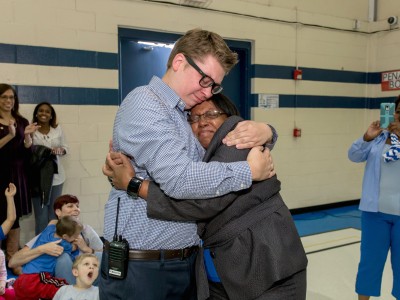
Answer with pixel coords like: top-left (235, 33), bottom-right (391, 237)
top-left (293, 127), bottom-right (302, 137)
top-left (294, 69), bottom-right (303, 80)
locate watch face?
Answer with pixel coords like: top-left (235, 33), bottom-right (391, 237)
top-left (127, 177), bottom-right (143, 199)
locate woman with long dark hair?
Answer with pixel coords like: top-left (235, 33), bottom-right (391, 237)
top-left (0, 83), bottom-right (39, 274)
top-left (31, 102), bottom-right (68, 234)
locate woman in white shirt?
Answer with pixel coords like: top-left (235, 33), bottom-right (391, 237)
top-left (32, 102), bottom-right (68, 234)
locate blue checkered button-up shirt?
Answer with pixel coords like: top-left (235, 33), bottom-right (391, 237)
top-left (103, 76), bottom-right (252, 249)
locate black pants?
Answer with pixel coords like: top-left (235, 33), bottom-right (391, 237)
top-left (208, 269), bottom-right (307, 300)
top-left (99, 249), bottom-right (197, 300)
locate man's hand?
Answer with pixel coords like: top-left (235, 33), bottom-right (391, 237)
top-left (247, 147), bottom-right (275, 181)
top-left (223, 121), bottom-right (272, 149)
top-left (102, 152), bottom-right (135, 190)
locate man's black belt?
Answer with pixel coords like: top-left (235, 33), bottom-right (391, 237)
top-left (104, 241), bottom-right (198, 261)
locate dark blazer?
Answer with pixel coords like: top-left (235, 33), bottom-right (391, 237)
top-left (146, 116), bottom-right (308, 300)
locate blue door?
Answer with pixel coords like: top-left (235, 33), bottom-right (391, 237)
top-left (119, 28), bottom-right (251, 119)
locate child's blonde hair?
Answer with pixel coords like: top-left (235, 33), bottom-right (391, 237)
top-left (72, 253), bottom-right (98, 270)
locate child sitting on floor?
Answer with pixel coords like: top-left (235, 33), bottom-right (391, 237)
top-left (13, 216), bottom-right (83, 300)
top-left (53, 253), bottom-right (99, 300)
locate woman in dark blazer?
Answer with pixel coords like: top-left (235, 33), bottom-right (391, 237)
top-left (107, 94), bottom-right (308, 300)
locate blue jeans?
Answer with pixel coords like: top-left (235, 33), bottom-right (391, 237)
top-left (356, 211), bottom-right (400, 299)
top-left (32, 183), bottom-right (63, 235)
top-left (99, 249), bottom-right (197, 300)
top-left (55, 252), bottom-right (102, 285)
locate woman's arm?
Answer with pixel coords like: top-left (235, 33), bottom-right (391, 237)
top-left (52, 125), bottom-right (68, 155)
top-left (8, 240), bottom-right (64, 268)
top-left (0, 121), bottom-right (16, 149)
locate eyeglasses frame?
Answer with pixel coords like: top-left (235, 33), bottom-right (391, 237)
top-left (184, 55), bottom-right (223, 95)
top-left (187, 110), bottom-right (227, 124)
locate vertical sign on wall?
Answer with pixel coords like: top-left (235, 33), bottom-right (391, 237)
top-left (381, 70), bottom-right (400, 91)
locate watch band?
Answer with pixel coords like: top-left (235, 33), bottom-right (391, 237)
top-left (127, 177), bottom-right (143, 199)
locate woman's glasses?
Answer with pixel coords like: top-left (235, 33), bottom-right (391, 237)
top-left (187, 110), bottom-right (226, 124)
top-left (0, 95), bottom-right (15, 100)
top-left (184, 55), bottom-right (223, 95)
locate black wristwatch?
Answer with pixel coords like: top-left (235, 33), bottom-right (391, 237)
top-left (127, 177), bottom-right (143, 199)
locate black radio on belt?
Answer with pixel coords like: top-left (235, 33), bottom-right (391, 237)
top-left (108, 197), bottom-right (129, 279)
top-left (108, 235), bottom-right (129, 279)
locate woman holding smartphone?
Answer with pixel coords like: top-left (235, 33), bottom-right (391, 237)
top-left (348, 96), bottom-right (400, 300)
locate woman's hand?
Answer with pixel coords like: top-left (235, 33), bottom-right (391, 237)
top-left (8, 119), bottom-right (16, 137)
top-left (388, 120), bottom-right (400, 137)
top-left (51, 147), bottom-right (66, 155)
top-left (103, 152), bottom-right (135, 190)
top-left (223, 121), bottom-right (272, 149)
top-left (24, 122), bottom-right (40, 135)
top-left (38, 240), bottom-right (64, 257)
top-left (73, 235), bottom-right (92, 253)
top-left (363, 120), bottom-right (382, 142)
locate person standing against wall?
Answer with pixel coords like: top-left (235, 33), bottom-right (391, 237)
top-left (31, 102), bottom-right (68, 235)
top-left (348, 96), bottom-right (400, 300)
top-left (0, 83), bottom-right (39, 275)
top-left (99, 28), bottom-right (276, 300)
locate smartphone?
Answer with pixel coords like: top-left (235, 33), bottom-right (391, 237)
top-left (380, 103), bottom-right (395, 128)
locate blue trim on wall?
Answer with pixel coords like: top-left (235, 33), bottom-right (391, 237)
top-left (0, 42), bottom-right (393, 107)
top-left (15, 85), bottom-right (118, 106)
top-left (0, 43), bottom-right (117, 70)
top-left (252, 65), bottom-right (367, 83)
top-left (251, 94), bottom-right (397, 109)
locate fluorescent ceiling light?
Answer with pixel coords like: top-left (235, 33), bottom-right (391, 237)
top-left (138, 41), bottom-right (175, 49)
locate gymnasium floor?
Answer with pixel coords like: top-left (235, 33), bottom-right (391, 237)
top-left (294, 204), bottom-right (395, 299)
top-left (6, 204), bottom-right (395, 299)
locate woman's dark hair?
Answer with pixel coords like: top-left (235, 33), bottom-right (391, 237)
top-left (32, 101), bottom-right (58, 128)
top-left (0, 83), bottom-right (23, 120)
top-left (396, 95), bottom-right (400, 109)
top-left (209, 93), bottom-right (240, 117)
top-left (54, 194), bottom-right (79, 213)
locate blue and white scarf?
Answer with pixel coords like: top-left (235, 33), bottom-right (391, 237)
top-left (383, 133), bottom-right (400, 162)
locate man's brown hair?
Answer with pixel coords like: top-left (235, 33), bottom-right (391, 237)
top-left (167, 28), bottom-right (238, 74)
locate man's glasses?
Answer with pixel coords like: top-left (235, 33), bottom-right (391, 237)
top-left (187, 110), bottom-right (226, 124)
top-left (184, 55), bottom-right (223, 95)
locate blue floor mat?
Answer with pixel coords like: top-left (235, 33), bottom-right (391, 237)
top-left (293, 204), bottom-right (361, 237)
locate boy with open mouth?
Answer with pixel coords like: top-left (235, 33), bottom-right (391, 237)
top-left (53, 253), bottom-right (99, 300)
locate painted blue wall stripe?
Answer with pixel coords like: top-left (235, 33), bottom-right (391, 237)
top-left (0, 43), bottom-right (117, 70)
top-left (0, 43), bottom-right (393, 107)
top-left (251, 94), bottom-right (397, 109)
top-left (252, 65), bottom-right (367, 83)
top-left (16, 85), bottom-right (118, 106)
